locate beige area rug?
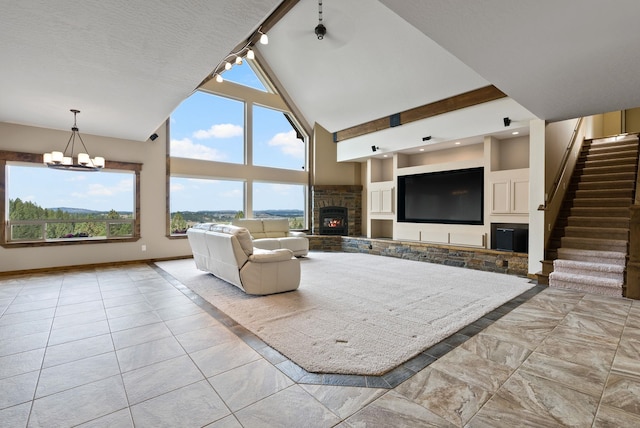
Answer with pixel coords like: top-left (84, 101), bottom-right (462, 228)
top-left (156, 252), bottom-right (534, 375)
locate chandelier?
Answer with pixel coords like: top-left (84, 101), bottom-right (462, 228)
top-left (43, 109), bottom-right (105, 171)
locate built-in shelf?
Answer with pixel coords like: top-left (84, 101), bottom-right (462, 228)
top-left (369, 158), bottom-right (393, 183)
top-left (364, 136), bottom-right (531, 249)
top-left (370, 219), bottom-right (393, 239)
top-left (490, 136), bottom-right (529, 172)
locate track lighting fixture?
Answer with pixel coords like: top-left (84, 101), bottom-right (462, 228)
top-left (503, 117), bottom-right (511, 127)
top-left (211, 27), bottom-right (268, 83)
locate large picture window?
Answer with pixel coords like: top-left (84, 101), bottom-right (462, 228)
top-left (170, 92), bottom-right (244, 164)
top-left (253, 106), bottom-right (305, 171)
top-left (169, 177), bottom-right (244, 232)
top-left (169, 57), bottom-right (309, 233)
top-left (253, 182), bottom-right (306, 229)
top-left (1, 153), bottom-right (141, 247)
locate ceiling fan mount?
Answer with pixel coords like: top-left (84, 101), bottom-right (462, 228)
top-left (315, 0), bottom-right (326, 40)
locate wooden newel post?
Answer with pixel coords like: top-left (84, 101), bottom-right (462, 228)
top-left (626, 205), bottom-right (640, 299)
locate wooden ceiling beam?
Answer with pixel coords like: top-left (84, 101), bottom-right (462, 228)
top-left (333, 85), bottom-right (507, 142)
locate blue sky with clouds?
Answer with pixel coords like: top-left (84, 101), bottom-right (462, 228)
top-left (9, 62), bottom-right (306, 213)
top-left (8, 166), bottom-right (135, 212)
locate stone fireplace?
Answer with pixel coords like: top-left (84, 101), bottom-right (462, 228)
top-left (319, 206), bottom-right (348, 235)
top-left (312, 185), bottom-right (362, 236)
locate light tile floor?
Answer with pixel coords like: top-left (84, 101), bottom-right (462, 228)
top-left (1, 261), bottom-right (640, 427)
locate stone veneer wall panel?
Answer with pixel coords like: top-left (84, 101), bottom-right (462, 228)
top-left (307, 236), bottom-right (528, 277)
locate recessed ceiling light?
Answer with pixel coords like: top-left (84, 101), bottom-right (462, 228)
top-left (383, 154), bottom-right (388, 158)
top-left (419, 148), bottom-right (425, 152)
top-left (512, 131), bottom-right (519, 135)
top-left (455, 141), bottom-right (461, 145)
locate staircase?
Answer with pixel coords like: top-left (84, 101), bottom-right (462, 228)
top-left (546, 134), bottom-right (639, 297)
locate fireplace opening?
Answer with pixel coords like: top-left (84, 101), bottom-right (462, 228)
top-left (319, 206), bottom-right (348, 235)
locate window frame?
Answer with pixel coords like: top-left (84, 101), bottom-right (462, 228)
top-left (1, 150), bottom-right (142, 248)
top-left (167, 57), bottom-right (311, 236)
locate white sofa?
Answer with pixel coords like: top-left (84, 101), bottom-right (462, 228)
top-left (187, 223), bottom-right (300, 295)
top-left (232, 218), bottom-right (309, 257)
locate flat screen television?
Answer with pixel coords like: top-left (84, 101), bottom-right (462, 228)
top-left (397, 167), bottom-right (484, 224)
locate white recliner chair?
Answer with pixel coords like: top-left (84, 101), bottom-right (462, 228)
top-left (232, 218), bottom-right (309, 257)
top-left (187, 223), bottom-right (300, 295)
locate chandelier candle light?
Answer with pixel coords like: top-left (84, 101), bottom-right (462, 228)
top-left (43, 109), bottom-right (105, 171)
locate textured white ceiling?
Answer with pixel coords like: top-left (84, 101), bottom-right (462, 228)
top-left (0, 0), bottom-right (281, 141)
top-left (380, 0), bottom-right (640, 122)
top-left (259, 0), bottom-right (490, 133)
top-left (2, 0), bottom-right (639, 146)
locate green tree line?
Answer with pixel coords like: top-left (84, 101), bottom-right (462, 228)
top-left (9, 198), bottom-right (132, 240)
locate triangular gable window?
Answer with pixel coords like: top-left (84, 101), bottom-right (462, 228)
top-left (222, 60), bottom-right (271, 92)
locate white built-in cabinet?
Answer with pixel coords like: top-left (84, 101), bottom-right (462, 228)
top-left (490, 175), bottom-right (529, 215)
top-left (364, 136), bottom-right (530, 242)
top-left (370, 187), bottom-right (394, 214)
top-left (367, 158), bottom-right (394, 238)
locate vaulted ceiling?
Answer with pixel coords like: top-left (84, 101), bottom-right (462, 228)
top-left (2, 1), bottom-right (640, 148)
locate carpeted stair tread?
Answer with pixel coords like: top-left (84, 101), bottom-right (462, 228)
top-left (579, 164), bottom-right (638, 175)
top-left (574, 180), bottom-right (635, 190)
top-left (549, 272), bottom-right (623, 298)
top-left (569, 206), bottom-right (630, 217)
top-left (580, 157), bottom-right (639, 168)
top-left (564, 226), bottom-right (628, 240)
top-left (583, 143), bottom-right (638, 154)
top-left (588, 140), bottom-right (638, 150)
top-left (577, 171), bottom-right (636, 182)
top-left (574, 189), bottom-right (634, 199)
top-left (560, 236), bottom-right (627, 252)
top-left (582, 152), bottom-right (638, 165)
top-left (548, 276), bottom-right (623, 297)
top-left (549, 271), bottom-right (623, 287)
top-left (591, 134), bottom-right (639, 144)
top-left (552, 259), bottom-right (625, 280)
top-left (572, 197), bottom-right (633, 207)
top-left (567, 216), bottom-right (630, 228)
top-left (556, 248), bottom-right (626, 265)
top-left (588, 139), bottom-right (638, 151)
top-left (553, 259), bottom-right (625, 273)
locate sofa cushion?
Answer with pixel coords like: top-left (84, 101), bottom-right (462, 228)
top-left (232, 219), bottom-right (267, 239)
top-left (210, 224), bottom-right (254, 256)
top-left (250, 248), bottom-right (294, 262)
top-left (249, 238), bottom-right (281, 251)
top-left (262, 218), bottom-right (290, 238)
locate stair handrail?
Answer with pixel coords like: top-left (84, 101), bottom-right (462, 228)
top-left (541, 117), bottom-right (584, 210)
top-left (625, 133), bottom-right (639, 298)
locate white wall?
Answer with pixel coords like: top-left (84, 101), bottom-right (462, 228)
top-left (529, 119), bottom-right (546, 275)
top-left (0, 121), bottom-right (192, 273)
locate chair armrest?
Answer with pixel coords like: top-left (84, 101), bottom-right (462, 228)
top-left (248, 248), bottom-right (294, 263)
top-left (287, 231), bottom-right (307, 238)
